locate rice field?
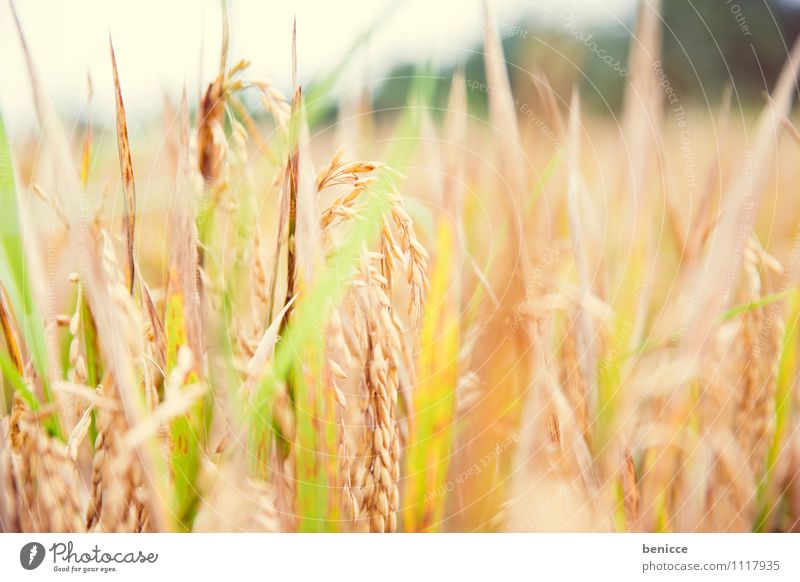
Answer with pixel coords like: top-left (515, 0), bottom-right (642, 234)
top-left (2, 0), bottom-right (800, 533)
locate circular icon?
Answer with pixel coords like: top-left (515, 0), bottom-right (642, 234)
top-left (19, 542), bottom-right (45, 570)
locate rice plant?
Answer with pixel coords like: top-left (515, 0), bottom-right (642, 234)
top-left (1, 0), bottom-right (800, 533)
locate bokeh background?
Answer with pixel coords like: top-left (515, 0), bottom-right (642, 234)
top-left (3, 0), bottom-right (800, 126)
top-left (3, 0), bottom-right (800, 534)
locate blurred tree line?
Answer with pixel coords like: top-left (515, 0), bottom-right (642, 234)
top-left (370, 0), bottom-right (800, 118)
top-left (659, 0), bottom-right (800, 105)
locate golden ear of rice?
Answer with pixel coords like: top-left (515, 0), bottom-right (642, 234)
top-left (8, 395), bottom-right (83, 532)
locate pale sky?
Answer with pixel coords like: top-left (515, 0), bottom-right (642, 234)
top-left (0, 0), bottom-right (637, 133)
